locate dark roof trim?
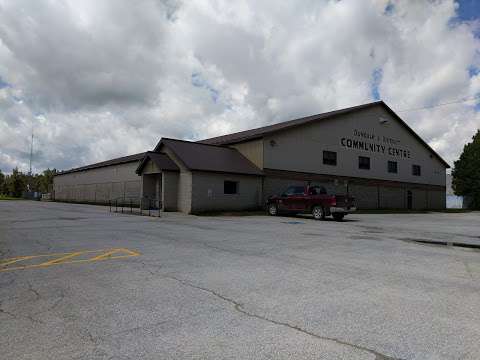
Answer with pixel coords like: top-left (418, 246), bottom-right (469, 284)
top-left (199, 101), bottom-right (450, 168)
top-left (190, 169), bottom-right (264, 177)
top-left (153, 136), bottom-right (227, 152)
top-left (136, 151), bottom-right (179, 174)
top-left (199, 102), bottom-right (382, 145)
top-left (55, 152), bottom-right (146, 176)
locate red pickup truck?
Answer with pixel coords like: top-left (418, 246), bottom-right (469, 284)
top-left (266, 185), bottom-right (356, 221)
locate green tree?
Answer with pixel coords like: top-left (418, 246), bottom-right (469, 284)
top-left (0, 169), bottom-right (5, 194)
top-left (7, 167), bottom-right (26, 197)
top-left (39, 168), bottom-right (56, 193)
top-left (452, 130), bottom-right (480, 209)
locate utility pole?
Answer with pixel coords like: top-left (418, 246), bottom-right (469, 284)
top-left (29, 130), bottom-right (33, 176)
top-left (27, 124), bottom-right (34, 193)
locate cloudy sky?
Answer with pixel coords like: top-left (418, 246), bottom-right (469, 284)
top-left (0, 0), bottom-right (479, 173)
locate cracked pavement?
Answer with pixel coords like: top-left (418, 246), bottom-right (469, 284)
top-left (1, 201), bottom-right (479, 359)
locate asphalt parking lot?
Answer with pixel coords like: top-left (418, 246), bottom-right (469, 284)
top-left (1, 201), bottom-right (479, 360)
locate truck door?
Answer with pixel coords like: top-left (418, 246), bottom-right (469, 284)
top-left (280, 186), bottom-right (306, 211)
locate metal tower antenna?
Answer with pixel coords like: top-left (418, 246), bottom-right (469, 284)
top-left (29, 125), bottom-right (34, 176)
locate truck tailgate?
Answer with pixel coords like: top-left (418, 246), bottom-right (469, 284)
top-left (335, 195), bottom-right (355, 208)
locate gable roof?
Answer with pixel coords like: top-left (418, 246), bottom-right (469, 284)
top-left (136, 152), bottom-right (180, 174)
top-left (199, 101), bottom-right (450, 168)
top-left (56, 152), bottom-right (146, 176)
top-left (155, 138), bottom-right (263, 176)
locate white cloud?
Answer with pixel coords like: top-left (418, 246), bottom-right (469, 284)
top-left (0, 0), bottom-right (478, 173)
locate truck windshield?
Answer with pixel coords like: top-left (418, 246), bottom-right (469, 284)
top-left (284, 186), bottom-right (305, 196)
top-left (309, 186), bottom-right (327, 195)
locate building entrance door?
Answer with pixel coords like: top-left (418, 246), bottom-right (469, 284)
top-left (142, 174), bottom-right (162, 209)
top-left (407, 190), bottom-right (413, 210)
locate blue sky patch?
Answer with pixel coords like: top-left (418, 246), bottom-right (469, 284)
top-left (468, 65), bottom-right (479, 77)
top-left (456, 0), bottom-right (480, 21)
top-left (450, 1), bottom-right (480, 36)
top-left (371, 68), bottom-right (383, 101)
top-left (384, 1), bottom-right (394, 16)
top-left (191, 72), bottom-right (220, 103)
top-left (0, 76), bottom-right (10, 89)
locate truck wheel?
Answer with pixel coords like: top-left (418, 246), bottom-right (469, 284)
top-left (312, 206), bottom-right (325, 220)
top-left (332, 213), bottom-right (344, 221)
top-left (268, 204), bottom-right (278, 216)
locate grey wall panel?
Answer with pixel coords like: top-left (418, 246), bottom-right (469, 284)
top-left (191, 172), bottom-right (262, 213)
top-left (349, 184), bottom-right (378, 209)
top-left (263, 106), bottom-right (447, 186)
top-left (428, 190), bottom-right (445, 209)
top-left (412, 189), bottom-right (427, 210)
top-left (379, 187), bottom-right (405, 209)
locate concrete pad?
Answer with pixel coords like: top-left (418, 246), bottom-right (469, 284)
top-left (1, 201), bottom-right (479, 359)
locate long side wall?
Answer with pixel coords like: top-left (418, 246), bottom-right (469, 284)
top-left (191, 171), bottom-right (263, 213)
top-left (263, 170), bottom-right (445, 210)
top-left (53, 162), bottom-right (141, 204)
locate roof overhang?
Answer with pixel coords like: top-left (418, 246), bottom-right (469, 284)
top-left (135, 151), bottom-right (180, 174)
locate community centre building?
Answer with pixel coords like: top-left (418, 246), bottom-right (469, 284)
top-left (53, 101), bottom-right (449, 213)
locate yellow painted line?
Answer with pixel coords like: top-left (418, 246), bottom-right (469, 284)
top-left (117, 248), bottom-right (141, 256)
top-left (0, 248), bottom-right (141, 272)
top-left (88, 248), bottom-right (141, 261)
top-left (38, 251), bottom-right (84, 266)
top-left (0, 255), bottom-right (36, 267)
top-left (89, 249), bottom-right (122, 261)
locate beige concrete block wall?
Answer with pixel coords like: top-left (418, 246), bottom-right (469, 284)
top-left (112, 182), bottom-right (124, 199)
top-left (231, 139), bottom-right (264, 169)
top-left (53, 161), bottom-right (141, 203)
top-left (159, 146), bottom-right (192, 214)
top-left (190, 172), bottom-right (262, 213)
top-left (177, 172), bottom-right (192, 213)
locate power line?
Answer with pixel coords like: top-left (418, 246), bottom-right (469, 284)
top-left (396, 95), bottom-right (480, 113)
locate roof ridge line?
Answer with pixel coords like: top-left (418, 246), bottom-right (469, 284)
top-left (199, 101), bottom-right (384, 144)
top-left (162, 137), bottom-right (233, 148)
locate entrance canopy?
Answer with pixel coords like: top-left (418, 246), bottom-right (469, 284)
top-left (135, 152), bottom-right (179, 174)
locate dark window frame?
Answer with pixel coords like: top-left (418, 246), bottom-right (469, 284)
top-left (388, 161), bottom-right (398, 174)
top-left (412, 164), bottom-right (421, 176)
top-left (358, 156), bottom-right (370, 170)
top-left (323, 151), bottom-right (337, 166)
top-left (224, 180), bottom-right (239, 194)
